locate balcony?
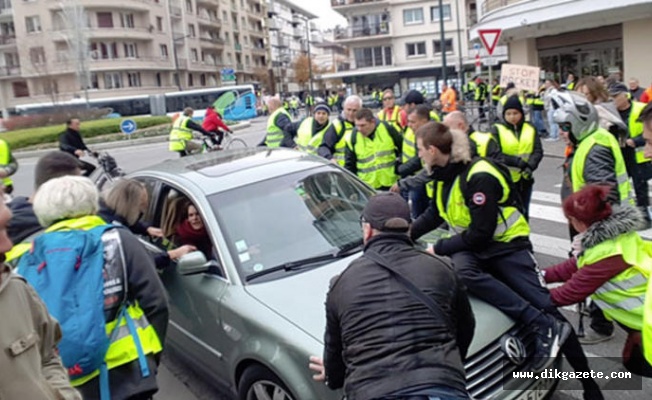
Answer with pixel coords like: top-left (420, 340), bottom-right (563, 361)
top-left (54, 56), bottom-right (173, 71)
top-left (196, 0), bottom-right (219, 5)
top-left (275, 36), bottom-right (288, 48)
top-left (293, 26), bottom-right (303, 39)
top-left (0, 5), bottom-right (11, 21)
top-left (330, 0), bottom-right (390, 11)
top-left (0, 34), bottom-right (16, 47)
top-left (267, 19), bottom-right (280, 31)
top-left (46, 0), bottom-right (152, 11)
top-left (251, 46), bottom-right (266, 55)
top-left (267, 2), bottom-right (281, 16)
top-left (249, 28), bottom-right (265, 37)
top-left (170, 6), bottom-right (182, 18)
top-left (232, 23), bottom-right (239, 32)
top-left (0, 64), bottom-right (20, 78)
top-left (197, 13), bottom-right (221, 26)
top-left (200, 37), bottom-right (225, 48)
top-left (53, 26), bottom-right (156, 41)
top-left (234, 43), bottom-right (242, 52)
top-left (481, 0), bottom-right (525, 15)
top-left (333, 23), bottom-right (390, 42)
top-left (236, 63), bottom-right (244, 71)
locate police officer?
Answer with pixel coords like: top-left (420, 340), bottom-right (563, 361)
top-left (377, 88), bottom-right (407, 132)
top-left (318, 95), bottom-right (361, 166)
top-left (0, 137), bottom-right (17, 196)
top-left (344, 108), bottom-right (402, 190)
top-left (168, 108), bottom-right (214, 157)
top-left (491, 95), bottom-right (543, 220)
top-left (288, 103), bottom-right (332, 154)
top-left (609, 82), bottom-right (652, 227)
top-left (261, 97), bottom-right (294, 148)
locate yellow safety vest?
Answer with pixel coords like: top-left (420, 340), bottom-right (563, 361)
top-left (332, 118), bottom-right (353, 167)
top-left (579, 231), bottom-right (651, 331)
top-left (429, 110), bottom-right (441, 122)
top-left (265, 107), bottom-right (291, 148)
top-left (470, 131), bottom-right (495, 158)
top-left (348, 122), bottom-right (398, 189)
top-left (0, 139), bottom-right (13, 187)
top-left (495, 123), bottom-right (536, 182)
top-left (168, 116), bottom-right (193, 152)
top-left (645, 261), bottom-right (652, 365)
top-left (628, 101), bottom-right (648, 163)
top-left (435, 159), bottom-right (529, 242)
top-left (296, 118), bottom-right (330, 155)
top-left (571, 128), bottom-right (632, 204)
top-left (377, 106), bottom-right (402, 133)
top-left (402, 127), bottom-right (417, 164)
top-left (491, 86), bottom-right (502, 101)
top-left (567, 81), bottom-right (576, 91)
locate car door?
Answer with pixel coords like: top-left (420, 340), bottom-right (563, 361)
top-left (134, 176), bottom-right (231, 384)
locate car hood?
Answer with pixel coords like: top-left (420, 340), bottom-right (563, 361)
top-left (245, 255), bottom-right (515, 355)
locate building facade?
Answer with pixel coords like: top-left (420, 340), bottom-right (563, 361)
top-left (472, 0), bottom-right (652, 86)
top-left (312, 30), bottom-right (350, 91)
top-left (266, 0), bottom-right (320, 95)
top-left (322, 0), bottom-right (508, 96)
top-left (0, 0), bottom-right (267, 113)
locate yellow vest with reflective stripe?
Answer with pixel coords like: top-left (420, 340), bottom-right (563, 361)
top-left (572, 128), bottom-right (632, 204)
top-left (332, 118), bottom-right (353, 167)
top-left (0, 139), bottom-right (13, 187)
top-left (265, 107), bottom-right (291, 148)
top-left (429, 111), bottom-right (441, 122)
top-left (495, 123), bottom-right (536, 182)
top-left (402, 127), bottom-right (417, 164)
top-left (348, 123), bottom-right (398, 189)
top-left (629, 102), bottom-right (648, 163)
top-left (296, 118), bottom-right (330, 155)
top-left (469, 131), bottom-right (494, 158)
top-left (168, 116), bottom-right (193, 152)
top-left (578, 231), bottom-right (651, 331)
top-left (435, 159), bottom-right (530, 242)
top-left (377, 106), bottom-right (402, 133)
top-left (644, 261), bottom-right (652, 365)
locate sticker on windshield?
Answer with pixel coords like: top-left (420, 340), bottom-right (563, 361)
top-left (253, 263), bottom-right (264, 272)
top-left (235, 240), bottom-right (248, 253)
top-left (239, 252), bottom-right (251, 263)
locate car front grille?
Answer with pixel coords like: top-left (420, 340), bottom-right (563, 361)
top-left (464, 324), bottom-right (536, 399)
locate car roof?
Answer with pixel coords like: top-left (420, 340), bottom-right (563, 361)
top-left (133, 148), bottom-right (334, 194)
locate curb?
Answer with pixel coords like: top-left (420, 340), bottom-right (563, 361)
top-left (14, 121), bottom-right (252, 159)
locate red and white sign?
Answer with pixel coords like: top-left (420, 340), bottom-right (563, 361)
top-left (478, 29), bottom-right (502, 56)
top-left (475, 54), bottom-right (481, 68)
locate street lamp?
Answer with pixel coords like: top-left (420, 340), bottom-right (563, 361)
top-left (172, 33), bottom-right (192, 91)
top-left (438, 0), bottom-right (447, 85)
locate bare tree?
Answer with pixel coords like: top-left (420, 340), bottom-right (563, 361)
top-left (58, 0), bottom-right (91, 107)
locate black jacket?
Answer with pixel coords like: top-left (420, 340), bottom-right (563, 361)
top-left (491, 121), bottom-right (543, 178)
top-left (572, 139), bottom-right (622, 205)
top-left (318, 116), bottom-right (352, 160)
top-left (59, 128), bottom-right (89, 156)
top-left (8, 196), bottom-right (41, 244)
top-left (411, 159), bottom-right (532, 258)
top-left (324, 234), bottom-right (474, 400)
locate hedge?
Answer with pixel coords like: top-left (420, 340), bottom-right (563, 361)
top-left (2, 116), bottom-right (172, 149)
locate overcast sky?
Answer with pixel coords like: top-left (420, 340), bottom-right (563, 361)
top-left (285, 0), bottom-right (347, 29)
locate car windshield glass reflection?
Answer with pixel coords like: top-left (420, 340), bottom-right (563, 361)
top-left (209, 168), bottom-right (374, 282)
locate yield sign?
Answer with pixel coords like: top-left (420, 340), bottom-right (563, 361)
top-left (478, 29), bottom-right (502, 56)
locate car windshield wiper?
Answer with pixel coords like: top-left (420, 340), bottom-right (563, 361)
top-left (245, 239), bottom-right (364, 282)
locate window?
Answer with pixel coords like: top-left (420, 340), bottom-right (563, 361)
top-left (29, 47), bottom-right (46, 64)
top-left (127, 72), bottom-right (141, 87)
top-left (124, 43), bottom-right (138, 58)
top-left (90, 73), bottom-right (99, 89)
top-left (406, 42), bottom-right (426, 57)
top-left (120, 13), bottom-right (135, 28)
top-left (403, 8), bottom-right (424, 25)
top-left (91, 42), bottom-right (118, 59)
top-left (188, 24), bottom-right (196, 37)
top-left (200, 73), bottom-right (206, 86)
top-left (190, 48), bottom-right (198, 62)
top-left (160, 44), bottom-right (168, 58)
top-left (12, 81), bottom-right (29, 98)
top-left (25, 16), bottom-right (41, 33)
top-left (104, 72), bottom-right (123, 89)
top-left (185, 0), bottom-right (192, 13)
top-left (431, 4), bottom-right (452, 21)
top-left (156, 72), bottom-right (162, 87)
top-left (188, 73), bottom-right (194, 87)
top-left (433, 39), bottom-right (453, 54)
top-left (354, 46), bottom-right (392, 68)
top-left (97, 12), bottom-right (113, 28)
top-left (156, 17), bottom-right (163, 31)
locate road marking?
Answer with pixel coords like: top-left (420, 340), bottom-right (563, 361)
top-left (530, 233), bottom-right (570, 259)
top-left (529, 203), bottom-right (568, 224)
top-left (531, 191), bottom-right (561, 205)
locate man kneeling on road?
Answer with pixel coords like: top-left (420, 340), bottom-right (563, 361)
top-left (309, 192), bottom-right (475, 400)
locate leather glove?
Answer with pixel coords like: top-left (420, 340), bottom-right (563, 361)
top-left (517, 159), bottom-right (529, 170)
top-left (522, 166), bottom-right (533, 180)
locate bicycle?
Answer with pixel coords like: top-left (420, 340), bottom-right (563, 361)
top-left (189, 129), bottom-right (247, 154)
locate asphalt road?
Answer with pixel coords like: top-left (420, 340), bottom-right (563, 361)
top-left (12, 116), bottom-right (651, 399)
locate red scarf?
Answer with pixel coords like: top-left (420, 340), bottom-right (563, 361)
top-left (176, 219), bottom-right (212, 257)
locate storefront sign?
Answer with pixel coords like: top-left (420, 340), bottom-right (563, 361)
top-left (500, 64), bottom-right (541, 92)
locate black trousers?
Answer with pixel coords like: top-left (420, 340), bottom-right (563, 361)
top-left (515, 178), bottom-right (534, 221)
top-left (451, 250), bottom-right (600, 392)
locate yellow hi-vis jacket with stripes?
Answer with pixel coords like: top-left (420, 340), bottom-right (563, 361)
top-left (296, 118), bottom-right (330, 155)
top-left (168, 116), bottom-right (193, 152)
top-left (0, 139), bottom-right (13, 187)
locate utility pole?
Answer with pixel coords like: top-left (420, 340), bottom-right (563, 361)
top-left (305, 17), bottom-right (314, 116)
top-left (455, 0), bottom-right (464, 88)
top-left (438, 0), bottom-right (447, 86)
top-left (60, 0), bottom-right (90, 108)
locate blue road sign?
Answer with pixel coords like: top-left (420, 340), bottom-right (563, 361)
top-left (120, 119), bottom-right (137, 135)
top-left (222, 68), bottom-right (235, 75)
top-left (473, 43), bottom-right (481, 50)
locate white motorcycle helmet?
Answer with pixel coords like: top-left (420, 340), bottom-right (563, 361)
top-left (548, 89), bottom-right (599, 143)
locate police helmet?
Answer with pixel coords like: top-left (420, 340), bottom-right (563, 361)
top-left (549, 89), bottom-right (598, 142)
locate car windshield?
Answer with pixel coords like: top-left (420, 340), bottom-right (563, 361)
top-left (208, 166), bottom-right (374, 283)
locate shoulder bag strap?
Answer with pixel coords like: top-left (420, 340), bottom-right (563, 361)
top-left (364, 249), bottom-right (453, 333)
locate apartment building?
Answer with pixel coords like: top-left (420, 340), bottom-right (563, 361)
top-left (322, 0), bottom-right (508, 96)
top-left (266, 0), bottom-right (321, 95)
top-left (471, 0), bottom-right (652, 86)
top-left (0, 0), bottom-right (267, 113)
top-left (312, 30), bottom-right (350, 90)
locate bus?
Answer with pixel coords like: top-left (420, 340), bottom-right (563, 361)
top-left (13, 84), bottom-right (258, 121)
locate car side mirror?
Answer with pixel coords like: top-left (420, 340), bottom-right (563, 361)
top-left (177, 251), bottom-right (210, 275)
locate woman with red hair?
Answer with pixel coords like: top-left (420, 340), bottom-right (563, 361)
top-left (544, 184), bottom-right (652, 376)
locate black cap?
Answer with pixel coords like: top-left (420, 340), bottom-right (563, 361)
top-left (608, 82), bottom-right (629, 96)
top-left (400, 90), bottom-right (425, 106)
top-left (313, 102), bottom-right (331, 114)
top-left (362, 192), bottom-right (411, 232)
top-left (503, 95), bottom-right (524, 115)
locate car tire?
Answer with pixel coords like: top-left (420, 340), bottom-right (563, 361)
top-left (238, 365), bottom-right (295, 400)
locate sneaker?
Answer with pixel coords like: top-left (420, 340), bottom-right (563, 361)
top-left (531, 317), bottom-right (572, 372)
top-left (578, 328), bottom-right (615, 345)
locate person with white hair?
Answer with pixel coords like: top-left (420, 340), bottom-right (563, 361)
top-left (27, 175), bottom-right (169, 400)
top-left (261, 97), bottom-right (295, 148)
top-left (318, 95), bottom-right (362, 166)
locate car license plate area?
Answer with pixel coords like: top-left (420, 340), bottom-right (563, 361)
top-left (514, 377), bottom-right (555, 400)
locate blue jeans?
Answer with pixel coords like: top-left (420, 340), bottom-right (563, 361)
top-left (378, 385), bottom-right (470, 400)
top-left (532, 109), bottom-right (546, 134)
top-left (547, 110), bottom-right (559, 139)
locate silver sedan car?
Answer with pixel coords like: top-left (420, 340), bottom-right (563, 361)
top-left (128, 148), bottom-right (559, 400)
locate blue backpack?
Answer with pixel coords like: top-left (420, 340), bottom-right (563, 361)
top-left (17, 225), bottom-right (117, 387)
